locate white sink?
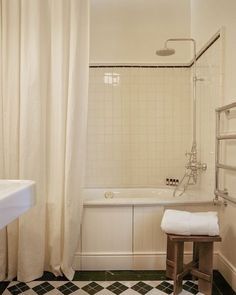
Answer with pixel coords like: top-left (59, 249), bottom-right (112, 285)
top-left (0, 180), bottom-right (36, 229)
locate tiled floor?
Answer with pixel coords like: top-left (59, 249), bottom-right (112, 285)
top-left (0, 271), bottom-right (235, 295)
top-left (2, 280), bottom-right (199, 295)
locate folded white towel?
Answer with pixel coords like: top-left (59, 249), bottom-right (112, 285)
top-left (161, 209), bottom-right (219, 236)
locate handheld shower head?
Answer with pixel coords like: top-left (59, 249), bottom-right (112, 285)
top-left (156, 47), bottom-right (175, 56)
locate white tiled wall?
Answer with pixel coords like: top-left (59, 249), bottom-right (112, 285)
top-left (86, 67), bottom-right (192, 187)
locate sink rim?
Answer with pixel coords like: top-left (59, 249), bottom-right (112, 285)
top-left (0, 179), bottom-right (36, 199)
top-left (0, 179), bottom-right (36, 229)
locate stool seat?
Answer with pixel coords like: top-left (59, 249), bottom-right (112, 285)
top-left (166, 234), bottom-right (221, 295)
top-left (168, 234), bottom-right (221, 242)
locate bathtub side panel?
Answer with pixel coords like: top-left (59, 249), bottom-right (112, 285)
top-left (81, 206), bottom-right (133, 269)
top-left (133, 206), bottom-right (166, 253)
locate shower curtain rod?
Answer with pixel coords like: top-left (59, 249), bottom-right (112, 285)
top-left (89, 31), bottom-right (221, 68)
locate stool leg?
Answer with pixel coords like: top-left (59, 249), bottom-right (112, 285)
top-left (193, 242), bottom-right (199, 262)
top-left (198, 242), bottom-right (213, 295)
top-left (166, 235), bottom-right (174, 279)
top-left (173, 241), bottom-right (184, 295)
top-left (192, 242), bottom-right (199, 281)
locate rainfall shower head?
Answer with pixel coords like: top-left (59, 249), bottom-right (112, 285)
top-left (156, 47), bottom-right (175, 56)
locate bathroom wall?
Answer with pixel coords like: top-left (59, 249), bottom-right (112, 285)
top-left (191, 0), bottom-right (236, 290)
top-left (86, 67), bottom-right (191, 187)
top-left (90, 0), bottom-right (191, 64)
top-left (191, 0), bottom-right (236, 101)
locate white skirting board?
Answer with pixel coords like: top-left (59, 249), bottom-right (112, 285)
top-left (73, 251), bottom-right (218, 271)
top-left (217, 252), bottom-right (236, 292)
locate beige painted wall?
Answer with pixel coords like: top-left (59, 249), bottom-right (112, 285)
top-left (90, 0), bottom-right (191, 64)
top-left (191, 0), bottom-right (236, 290)
top-left (191, 0), bottom-right (236, 100)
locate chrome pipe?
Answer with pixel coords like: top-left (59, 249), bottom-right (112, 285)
top-left (215, 189), bottom-right (236, 205)
top-left (217, 163), bottom-right (236, 172)
top-left (216, 102), bottom-right (236, 112)
top-left (217, 134), bottom-right (236, 140)
top-left (215, 111), bottom-right (220, 199)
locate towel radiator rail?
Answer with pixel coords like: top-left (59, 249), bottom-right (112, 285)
top-left (215, 102), bottom-right (236, 205)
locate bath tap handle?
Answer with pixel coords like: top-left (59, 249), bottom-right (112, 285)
top-left (104, 191), bottom-right (114, 199)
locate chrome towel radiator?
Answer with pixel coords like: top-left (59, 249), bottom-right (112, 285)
top-left (215, 102), bottom-right (236, 205)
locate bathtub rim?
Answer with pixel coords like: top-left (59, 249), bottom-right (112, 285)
top-left (83, 187), bottom-right (215, 206)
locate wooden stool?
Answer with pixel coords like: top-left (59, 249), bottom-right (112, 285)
top-left (166, 234), bottom-right (221, 295)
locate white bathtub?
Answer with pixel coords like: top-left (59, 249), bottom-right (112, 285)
top-left (76, 187), bottom-right (218, 270)
top-left (83, 187), bottom-right (214, 206)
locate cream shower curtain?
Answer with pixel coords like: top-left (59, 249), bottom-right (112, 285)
top-left (0, 0), bottom-right (89, 281)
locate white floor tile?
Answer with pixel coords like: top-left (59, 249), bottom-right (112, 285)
top-left (96, 289), bottom-right (115, 295)
top-left (95, 281), bottom-right (114, 288)
top-left (142, 281), bottom-right (160, 288)
top-left (146, 289), bottom-right (167, 295)
top-left (120, 289), bottom-right (141, 295)
top-left (118, 281), bottom-right (139, 288)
